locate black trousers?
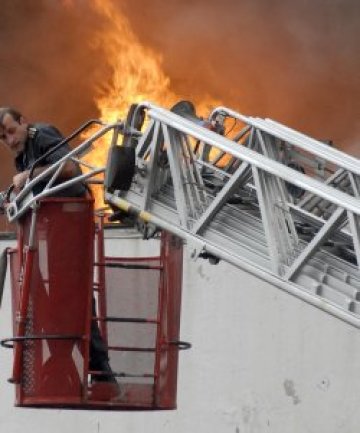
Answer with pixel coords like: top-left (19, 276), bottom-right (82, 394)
top-left (89, 298), bottom-right (109, 370)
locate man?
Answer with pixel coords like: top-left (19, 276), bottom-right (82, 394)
top-left (0, 107), bottom-right (116, 385)
top-left (0, 107), bottom-right (86, 197)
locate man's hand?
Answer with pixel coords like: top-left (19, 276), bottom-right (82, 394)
top-left (13, 170), bottom-right (30, 192)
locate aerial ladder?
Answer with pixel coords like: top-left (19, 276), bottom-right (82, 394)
top-left (2, 100), bottom-right (360, 409)
top-left (102, 101), bottom-right (360, 326)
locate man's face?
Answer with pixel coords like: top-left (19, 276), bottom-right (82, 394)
top-left (0, 113), bottom-right (28, 155)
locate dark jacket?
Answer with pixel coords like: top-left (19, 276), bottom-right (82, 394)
top-left (15, 123), bottom-right (86, 197)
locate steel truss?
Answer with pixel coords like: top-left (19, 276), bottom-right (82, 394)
top-left (105, 102), bottom-right (360, 327)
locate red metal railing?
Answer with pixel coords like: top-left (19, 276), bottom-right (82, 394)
top-left (3, 199), bottom-right (186, 410)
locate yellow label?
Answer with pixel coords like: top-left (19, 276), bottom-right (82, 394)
top-left (140, 211), bottom-right (151, 223)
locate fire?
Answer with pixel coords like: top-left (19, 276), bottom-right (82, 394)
top-left (81, 0), bottom-right (219, 207)
top-left (91, 0), bottom-right (178, 120)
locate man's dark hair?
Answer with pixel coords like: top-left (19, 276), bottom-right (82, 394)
top-left (0, 107), bottom-right (22, 125)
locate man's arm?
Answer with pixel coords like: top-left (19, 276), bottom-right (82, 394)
top-left (13, 160), bottom-right (79, 192)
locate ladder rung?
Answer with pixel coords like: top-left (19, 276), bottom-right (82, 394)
top-left (94, 316), bottom-right (159, 324)
top-left (108, 345), bottom-right (156, 352)
top-left (90, 370), bottom-right (155, 379)
top-left (94, 262), bottom-right (163, 270)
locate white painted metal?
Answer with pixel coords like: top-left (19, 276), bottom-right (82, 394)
top-left (104, 102), bottom-right (360, 328)
top-left (5, 122), bottom-right (123, 223)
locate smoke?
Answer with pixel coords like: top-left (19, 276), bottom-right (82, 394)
top-left (0, 0), bottom-right (110, 131)
top-left (119, 0), bottom-right (360, 149)
top-left (0, 0), bottom-right (359, 142)
top-left (0, 0), bottom-right (359, 227)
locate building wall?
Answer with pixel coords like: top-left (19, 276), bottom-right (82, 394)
top-left (0, 231), bottom-right (359, 433)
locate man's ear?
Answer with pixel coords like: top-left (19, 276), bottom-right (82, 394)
top-left (19, 116), bottom-right (27, 125)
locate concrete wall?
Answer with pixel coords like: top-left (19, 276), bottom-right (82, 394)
top-left (1, 231), bottom-right (360, 433)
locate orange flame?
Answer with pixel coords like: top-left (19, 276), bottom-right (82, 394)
top-left (82, 0), bottom-right (219, 207)
top-left (91, 0), bottom-right (178, 121)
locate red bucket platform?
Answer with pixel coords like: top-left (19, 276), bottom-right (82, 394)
top-left (4, 198), bottom-right (186, 410)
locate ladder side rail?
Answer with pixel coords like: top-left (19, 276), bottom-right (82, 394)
top-left (211, 112), bottom-right (360, 214)
top-left (280, 143), bottom-right (333, 178)
top-left (251, 117), bottom-right (341, 172)
top-left (145, 106), bottom-right (360, 218)
top-left (209, 106), bottom-right (360, 177)
top-left (264, 117), bottom-right (360, 173)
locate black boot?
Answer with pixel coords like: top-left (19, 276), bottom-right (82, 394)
top-left (91, 359), bottom-right (117, 384)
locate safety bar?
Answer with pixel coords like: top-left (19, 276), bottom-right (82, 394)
top-left (6, 121), bottom-right (124, 222)
top-left (29, 119), bottom-right (104, 179)
top-left (0, 334), bottom-right (83, 349)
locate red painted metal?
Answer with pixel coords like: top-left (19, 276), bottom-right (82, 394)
top-left (9, 198), bottom-right (94, 406)
top-left (155, 232), bottom-right (183, 409)
top-left (11, 246), bottom-right (35, 385)
top-left (95, 214), bottom-right (108, 343)
top-left (7, 199), bottom-right (185, 410)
